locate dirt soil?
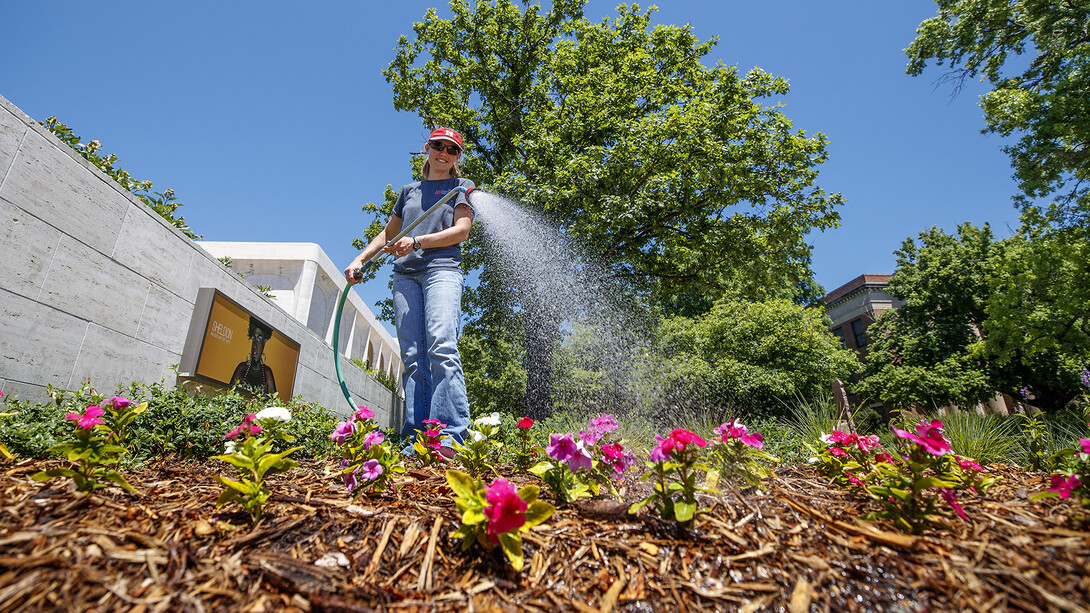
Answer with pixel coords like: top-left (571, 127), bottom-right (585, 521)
top-left (1, 457), bottom-right (1088, 612)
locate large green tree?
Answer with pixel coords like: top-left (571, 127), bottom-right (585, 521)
top-left (857, 223), bottom-right (1087, 412)
top-left (906, 0), bottom-right (1090, 228)
top-left (368, 0), bottom-right (844, 417)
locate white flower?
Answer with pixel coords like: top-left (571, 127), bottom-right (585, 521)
top-left (466, 428), bottom-right (486, 443)
top-left (256, 406), bottom-right (291, 422)
top-left (818, 432), bottom-right (832, 444)
top-left (475, 412), bottom-right (501, 427)
top-left (225, 441), bottom-right (237, 454)
top-left (807, 456), bottom-right (820, 464)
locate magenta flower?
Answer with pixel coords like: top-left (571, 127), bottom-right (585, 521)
top-left (578, 430), bottom-right (602, 447)
top-left (517, 416), bottom-right (534, 429)
top-left (109, 396), bottom-right (132, 410)
top-left (601, 442), bottom-right (633, 476)
top-left (649, 435), bottom-right (670, 462)
top-left (892, 419), bottom-right (952, 456)
top-left (65, 405), bottom-right (105, 429)
top-left (225, 414), bottom-right (262, 439)
top-left (331, 420), bottom-right (357, 446)
top-left (483, 478), bottom-right (527, 538)
top-left (740, 431), bottom-right (764, 449)
top-left (567, 447), bottom-right (594, 472)
top-left (341, 459), bottom-right (359, 491)
top-left (1048, 474), bottom-right (1083, 499)
top-left (546, 433), bottom-right (578, 462)
top-left (362, 430), bottom-right (385, 449)
top-left (956, 456), bottom-right (983, 472)
top-left (874, 452), bottom-right (895, 465)
top-left (359, 459), bottom-right (384, 481)
top-left (856, 435), bottom-right (881, 453)
top-left (422, 418), bottom-right (446, 429)
top-left (940, 488), bottom-right (966, 519)
top-left (354, 406), bottom-right (375, 421)
top-left (828, 446), bottom-right (847, 457)
top-left (668, 428), bottom-right (707, 450)
top-left (1079, 438), bottom-right (1090, 455)
top-left (589, 414), bottom-right (618, 434)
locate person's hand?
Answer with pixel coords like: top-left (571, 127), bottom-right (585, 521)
top-left (343, 261), bottom-right (363, 285)
top-left (382, 237), bottom-right (416, 258)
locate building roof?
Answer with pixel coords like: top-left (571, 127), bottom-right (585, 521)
top-left (823, 274), bottom-right (893, 305)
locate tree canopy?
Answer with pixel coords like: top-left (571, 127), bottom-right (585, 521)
top-left (364, 0), bottom-right (845, 417)
top-left (905, 0), bottom-right (1090, 229)
top-left (377, 0), bottom-right (843, 310)
top-left (856, 223), bottom-right (1088, 412)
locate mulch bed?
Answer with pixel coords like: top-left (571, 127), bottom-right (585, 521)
top-left (1, 457), bottom-right (1088, 612)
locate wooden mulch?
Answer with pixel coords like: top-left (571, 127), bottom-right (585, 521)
top-left (1, 458), bottom-right (1088, 612)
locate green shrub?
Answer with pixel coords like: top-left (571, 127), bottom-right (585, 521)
top-left (0, 380), bottom-right (339, 463)
top-left (939, 410), bottom-right (1020, 465)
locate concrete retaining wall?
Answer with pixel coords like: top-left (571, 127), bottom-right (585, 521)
top-left (0, 93), bottom-right (396, 424)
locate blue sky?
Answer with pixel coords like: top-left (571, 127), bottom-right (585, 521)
top-left (1, 1), bottom-right (1023, 335)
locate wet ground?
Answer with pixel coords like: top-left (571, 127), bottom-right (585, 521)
top-left (1, 458), bottom-right (1088, 612)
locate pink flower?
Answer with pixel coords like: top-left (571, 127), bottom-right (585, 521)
top-left (341, 460), bottom-right (359, 491)
top-left (1048, 474), bottom-right (1083, 499)
top-left (517, 416), bottom-right (534, 429)
top-left (484, 478), bottom-right (527, 539)
top-left (601, 442), bottom-right (633, 476)
top-left (874, 452), bottom-right (895, 464)
top-left (65, 405), bottom-right (105, 429)
top-left (828, 446), bottom-right (847, 457)
top-left (667, 428), bottom-right (707, 450)
top-left (590, 414), bottom-right (618, 434)
top-left (109, 396), bottom-right (132, 410)
top-left (362, 430), bottom-right (385, 449)
top-left (649, 435), bottom-right (671, 462)
top-left (359, 459), bottom-right (383, 481)
top-left (892, 420), bottom-right (951, 456)
top-left (422, 418), bottom-right (446, 428)
top-left (856, 435), bottom-right (881, 453)
top-left (578, 430), bottom-right (602, 447)
top-left (225, 414), bottom-right (262, 439)
top-left (331, 420), bottom-right (358, 445)
top-left (567, 447), bottom-right (593, 472)
top-left (940, 488), bottom-right (966, 519)
top-left (822, 431), bottom-right (850, 444)
top-left (1079, 438), bottom-right (1090, 455)
top-left (546, 433), bottom-right (578, 462)
top-left (354, 406), bottom-right (375, 421)
top-left (740, 431), bottom-right (764, 449)
top-left (847, 473), bottom-right (863, 486)
top-left (956, 457), bottom-right (983, 472)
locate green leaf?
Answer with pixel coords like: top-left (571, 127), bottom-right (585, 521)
top-left (522, 500), bottom-right (555, 529)
top-left (674, 500), bottom-right (697, 523)
top-left (498, 532), bottom-right (524, 571)
top-left (446, 469), bottom-right (479, 500)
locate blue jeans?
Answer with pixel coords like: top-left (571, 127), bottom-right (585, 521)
top-left (392, 268), bottom-right (470, 446)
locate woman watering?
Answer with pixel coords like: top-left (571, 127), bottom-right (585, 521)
top-left (344, 127), bottom-right (474, 455)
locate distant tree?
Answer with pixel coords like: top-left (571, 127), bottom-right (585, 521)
top-left (368, 0), bottom-right (844, 418)
top-left (656, 298), bottom-right (860, 420)
top-left (857, 223), bottom-right (1087, 412)
top-left (905, 0), bottom-right (1090, 229)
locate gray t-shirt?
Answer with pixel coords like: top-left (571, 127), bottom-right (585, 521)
top-left (391, 177), bottom-right (475, 274)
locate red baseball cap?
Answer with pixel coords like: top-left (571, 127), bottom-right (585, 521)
top-left (428, 127), bottom-right (463, 149)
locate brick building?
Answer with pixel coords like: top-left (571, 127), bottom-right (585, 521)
top-left (822, 274), bottom-right (901, 358)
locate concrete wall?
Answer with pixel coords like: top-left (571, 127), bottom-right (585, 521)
top-left (0, 93), bottom-right (396, 424)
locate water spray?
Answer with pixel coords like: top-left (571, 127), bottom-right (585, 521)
top-left (331, 185), bottom-right (476, 414)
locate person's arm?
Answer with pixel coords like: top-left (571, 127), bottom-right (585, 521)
top-left (264, 366), bottom-right (276, 394)
top-left (344, 215), bottom-right (402, 284)
top-left (408, 203), bottom-right (474, 250)
top-left (230, 362), bottom-right (246, 387)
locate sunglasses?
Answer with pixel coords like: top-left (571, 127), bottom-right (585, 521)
top-left (427, 140), bottom-right (462, 155)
